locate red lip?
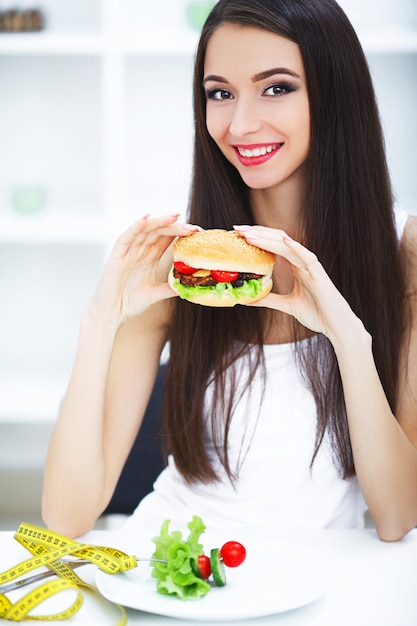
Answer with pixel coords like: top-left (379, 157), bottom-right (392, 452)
top-left (233, 143), bottom-right (283, 166)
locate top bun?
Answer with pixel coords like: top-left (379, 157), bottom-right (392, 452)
top-left (173, 229), bottom-right (275, 274)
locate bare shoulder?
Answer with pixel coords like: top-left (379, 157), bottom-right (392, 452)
top-left (396, 215), bottom-right (417, 440)
top-left (402, 215), bottom-right (417, 295)
top-left (402, 214), bottom-right (417, 249)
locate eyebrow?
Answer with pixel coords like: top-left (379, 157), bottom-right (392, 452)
top-left (253, 67), bottom-right (302, 81)
top-left (203, 67), bottom-right (302, 85)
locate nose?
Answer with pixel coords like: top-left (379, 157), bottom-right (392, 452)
top-left (228, 96), bottom-right (262, 138)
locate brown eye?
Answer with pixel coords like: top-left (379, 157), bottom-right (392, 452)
top-left (205, 88), bottom-right (234, 101)
top-left (264, 82), bottom-right (295, 96)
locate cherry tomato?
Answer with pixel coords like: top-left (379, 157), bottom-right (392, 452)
top-left (211, 270), bottom-right (239, 283)
top-left (197, 554), bottom-right (212, 579)
top-left (220, 541), bottom-right (246, 567)
top-left (174, 261), bottom-right (197, 275)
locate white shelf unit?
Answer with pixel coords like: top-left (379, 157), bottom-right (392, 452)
top-left (0, 0), bottom-right (416, 426)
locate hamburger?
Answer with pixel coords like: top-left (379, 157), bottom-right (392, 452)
top-left (168, 229), bottom-right (275, 307)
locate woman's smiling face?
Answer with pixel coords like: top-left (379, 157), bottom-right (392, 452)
top-left (203, 24), bottom-right (310, 195)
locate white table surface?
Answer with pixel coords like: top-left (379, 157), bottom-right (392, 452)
top-left (1, 527), bottom-right (416, 625)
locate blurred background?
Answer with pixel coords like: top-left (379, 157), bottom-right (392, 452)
top-left (0, 0), bottom-right (416, 530)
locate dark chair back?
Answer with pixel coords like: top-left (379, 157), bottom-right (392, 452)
top-left (104, 364), bottom-right (167, 515)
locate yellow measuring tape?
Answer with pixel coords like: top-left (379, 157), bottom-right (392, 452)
top-left (0, 522), bottom-right (138, 623)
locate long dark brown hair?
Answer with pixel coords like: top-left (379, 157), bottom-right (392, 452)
top-left (163, 0), bottom-right (405, 483)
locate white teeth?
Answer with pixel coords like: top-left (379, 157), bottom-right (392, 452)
top-left (237, 144), bottom-right (279, 158)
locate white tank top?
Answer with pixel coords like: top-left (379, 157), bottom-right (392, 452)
top-left (124, 206), bottom-right (409, 537)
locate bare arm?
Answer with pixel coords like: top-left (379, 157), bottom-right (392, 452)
top-left (235, 220), bottom-right (417, 541)
top-left (42, 214), bottom-right (197, 537)
top-left (333, 218), bottom-right (417, 540)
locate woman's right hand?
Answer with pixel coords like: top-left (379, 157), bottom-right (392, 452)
top-left (89, 213), bottom-right (199, 325)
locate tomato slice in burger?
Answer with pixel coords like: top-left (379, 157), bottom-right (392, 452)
top-left (211, 270), bottom-right (239, 283)
top-left (173, 261), bottom-right (197, 275)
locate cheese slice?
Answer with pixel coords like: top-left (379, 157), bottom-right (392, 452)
top-left (192, 269), bottom-right (211, 277)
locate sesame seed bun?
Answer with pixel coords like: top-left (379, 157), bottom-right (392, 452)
top-left (169, 229), bottom-right (275, 307)
top-left (173, 229), bottom-right (275, 274)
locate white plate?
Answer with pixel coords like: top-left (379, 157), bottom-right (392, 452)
top-left (96, 539), bottom-right (331, 621)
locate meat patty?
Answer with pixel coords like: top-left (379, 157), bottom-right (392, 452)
top-left (173, 268), bottom-right (262, 287)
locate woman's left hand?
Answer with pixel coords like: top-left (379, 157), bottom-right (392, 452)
top-left (234, 225), bottom-right (361, 344)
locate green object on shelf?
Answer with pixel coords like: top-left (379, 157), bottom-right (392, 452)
top-left (10, 187), bottom-right (47, 215)
top-left (185, 1), bottom-right (215, 31)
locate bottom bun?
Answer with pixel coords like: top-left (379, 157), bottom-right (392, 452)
top-left (168, 271), bottom-right (272, 307)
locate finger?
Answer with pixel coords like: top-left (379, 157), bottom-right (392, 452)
top-left (280, 235), bottom-right (322, 275)
top-left (150, 222), bottom-right (202, 239)
top-left (126, 213), bottom-right (180, 242)
top-left (113, 215), bottom-right (199, 257)
top-left (234, 224), bottom-right (286, 241)
top-left (116, 214), bottom-right (149, 246)
top-left (133, 223), bottom-right (201, 261)
top-left (233, 224), bottom-right (286, 255)
top-left (245, 291), bottom-right (293, 315)
top-left (133, 214), bottom-right (202, 242)
top-left (235, 225), bottom-right (319, 274)
top-left (117, 213), bottom-right (185, 243)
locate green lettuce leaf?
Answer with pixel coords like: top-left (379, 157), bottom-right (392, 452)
top-left (173, 277), bottom-right (264, 301)
top-left (150, 516), bottom-right (211, 600)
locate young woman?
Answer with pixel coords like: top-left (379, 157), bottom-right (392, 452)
top-left (42, 0), bottom-right (417, 541)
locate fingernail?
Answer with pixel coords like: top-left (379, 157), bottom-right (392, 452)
top-left (182, 224), bottom-right (201, 231)
top-left (233, 224), bottom-right (250, 231)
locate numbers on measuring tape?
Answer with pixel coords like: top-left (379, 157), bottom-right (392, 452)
top-left (0, 522), bottom-right (136, 623)
top-left (2, 579), bottom-right (82, 622)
